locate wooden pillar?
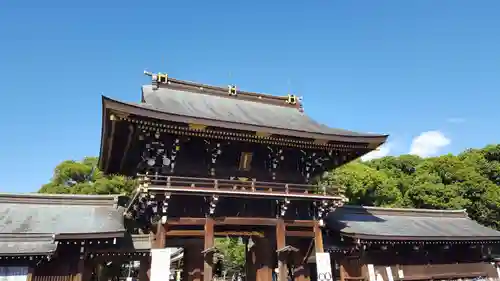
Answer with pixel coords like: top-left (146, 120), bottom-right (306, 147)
top-left (255, 236), bottom-right (273, 281)
top-left (26, 267), bottom-right (34, 281)
top-left (182, 247), bottom-right (189, 281)
top-left (139, 256), bottom-right (151, 281)
top-left (184, 240), bottom-right (204, 281)
top-left (148, 221), bottom-right (167, 281)
top-left (83, 260), bottom-right (94, 281)
top-left (73, 257), bottom-right (85, 281)
top-left (156, 221), bottom-right (167, 248)
top-left (339, 260), bottom-right (346, 281)
top-left (276, 219), bottom-right (287, 281)
top-left (313, 221), bottom-right (324, 253)
top-left (294, 263), bottom-right (309, 281)
top-left (292, 242), bottom-right (310, 281)
top-left (246, 240), bottom-right (257, 281)
top-left (203, 217), bottom-right (215, 281)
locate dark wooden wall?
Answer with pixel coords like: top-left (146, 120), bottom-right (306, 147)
top-left (339, 245), bottom-right (499, 280)
top-left (174, 136), bottom-right (310, 183)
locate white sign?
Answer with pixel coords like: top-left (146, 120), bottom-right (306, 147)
top-left (315, 252), bottom-right (333, 281)
top-left (150, 248), bottom-right (171, 281)
top-left (385, 267), bottom-right (394, 281)
top-left (367, 264), bottom-right (376, 281)
top-left (0, 267), bottom-right (29, 281)
top-left (397, 269), bottom-right (404, 279)
top-left (496, 266), bottom-right (500, 279)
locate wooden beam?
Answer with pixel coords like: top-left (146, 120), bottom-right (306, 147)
top-left (148, 185), bottom-right (342, 200)
top-left (168, 218), bottom-right (206, 225)
top-left (203, 218), bottom-right (215, 281)
top-left (167, 217), bottom-right (314, 227)
top-left (103, 114), bottom-right (117, 172)
top-left (216, 217), bottom-right (281, 226)
top-left (286, 231), bottom-right (314, 238)
top-left (119, 124), bottom-right (135, 172)
top-left (166, 230), bottom-right (265, 237)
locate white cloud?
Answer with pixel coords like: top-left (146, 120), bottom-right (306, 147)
top-left (361, 143), bottom-right (391, 161)
top-left (409, 131), bottom-right (450, 157)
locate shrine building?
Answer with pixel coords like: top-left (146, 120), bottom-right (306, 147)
top-left (0, 72), bottom-right (499, 281)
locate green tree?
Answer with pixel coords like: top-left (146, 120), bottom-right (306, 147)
top-left (324, 162), bottom-right (403, 207)
top-left (215, 237), bottom-right (246, 274)
top-left (322, 145), bottom-right (500, 230)
top-left (38, 157), bottom-right (136, 195)
top-left (367, 154), bottom-right (422, 195)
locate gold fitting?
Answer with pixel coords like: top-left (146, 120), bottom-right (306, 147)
top-left (286, 94), bottom-right (297, 105)
top-left (156, 73), bottom-right (168, 84)
top-left (228, 85), bottom-right (237, 96)
top-left (188, 124), bottom-right (207, 131)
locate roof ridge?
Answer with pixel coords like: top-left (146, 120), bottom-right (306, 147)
top-left (0, 193), bottom-right (122, 207)
top-left (338, 205), bottom-right (468, 218)
top-left (143, 71), bottom-right (304, 110)
top-left (0, 233), bottom-right (56, 242)
top-left (141, 84), bottom-right (302, 112)
top-left (130, 234), bottom-right (150, 241)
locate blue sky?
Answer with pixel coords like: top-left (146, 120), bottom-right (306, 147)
top-left (1, 0), bottom-right (499, 193)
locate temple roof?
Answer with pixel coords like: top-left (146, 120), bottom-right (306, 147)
top-left (325, 205), bottom-right (500, 241)
top-left (0, 193), bottom-right (126, 251)
top-left (0, 234), bottom-right (57, 256)
top-left (102, 75), bottom-right (388, 144)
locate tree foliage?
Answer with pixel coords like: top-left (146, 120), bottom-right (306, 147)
top-left (38, 157), bottom-right (136, 195)
top-left (215, 237), bottom-right (246, 274)
top-left (324, 144), bottom-right (500, 230)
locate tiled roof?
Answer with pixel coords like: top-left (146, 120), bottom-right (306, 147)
top-left (326, 205), bottom-right (500, 241)
top-left (0, 234), bottom-right (57, 256)
top-left (0, 193), bottom-right (126, 255)
top-left (140, 84), bottom-right (385, 142)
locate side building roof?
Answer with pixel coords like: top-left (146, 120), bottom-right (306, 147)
top-left (325, 205), bottom-right (500, 243)
top-left (0, 193), bottom-right (126, 256)
top-left (0, 234), bottom-right (57, 256)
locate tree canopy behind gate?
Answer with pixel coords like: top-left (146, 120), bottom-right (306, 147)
top-left (322, 144), bottom-right (500, 230)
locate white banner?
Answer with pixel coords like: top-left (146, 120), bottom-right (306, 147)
top-left (315, 252), bottom-right (333, 281)
top-left (150, 248), bottom-right (171, 281)
top-left (0, 267), bottom-right (29, 281)
top-left (367, 264), bottom-right (376, 281)
top-left (385, 267), bottom-right (394, 281)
